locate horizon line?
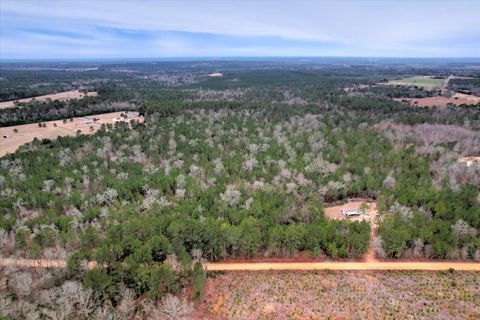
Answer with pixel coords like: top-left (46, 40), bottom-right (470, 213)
top-left (2, 56), bottom-right (480, 63)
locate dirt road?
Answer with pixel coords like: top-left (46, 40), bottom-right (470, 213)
top-left (442, 74), bottom-right (453, 93)
top-left (1, 258), bottom-right (479, 271)
top-left (206, 261), bottom-right (480, 271)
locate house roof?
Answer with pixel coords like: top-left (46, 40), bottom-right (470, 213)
top-left (341, 208), bottom-right (363, 215)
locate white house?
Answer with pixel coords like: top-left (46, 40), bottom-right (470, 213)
top-left (341, 208), bottom-right (364, 217)
top-left (208, 72), bottom-right (223, 78)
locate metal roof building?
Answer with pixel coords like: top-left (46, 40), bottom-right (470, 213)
top-left (341, 208), bottom-right (364, 216)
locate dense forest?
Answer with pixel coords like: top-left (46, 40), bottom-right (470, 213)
top-left (0, 59), bottom-right (479, 319)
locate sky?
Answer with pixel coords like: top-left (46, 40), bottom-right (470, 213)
top-left (1, 0), bottom-right (479, 59)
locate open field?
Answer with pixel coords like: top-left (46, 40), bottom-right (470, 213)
top-left (386, 76), bottom-right (444, 89)
top-left (199, 271), bottom-right (480, 319)
top-left (0, 90), bottom-right (98, 109)
top-left (395, 92), bottom-right (480, 107)
top-left (0, 111), bottom-right (143, 157)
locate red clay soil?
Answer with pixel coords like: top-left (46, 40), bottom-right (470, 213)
top-left (205, 261), bottom-right (480, 271)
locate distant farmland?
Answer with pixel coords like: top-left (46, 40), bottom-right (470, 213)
top-left (0, 90), bottom-right (97, 109)
top-left (386, 76), bottom-right (444, 89)
top-left (0, 111), bottom-right (143, 157)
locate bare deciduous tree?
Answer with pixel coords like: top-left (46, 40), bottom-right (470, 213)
top-left (9, 271), bottom-right (32, 298)
top-left (383, 175), bottom-right (396, 189)
top-left (374, 236), bottom-right (387, 258)
top-left (151, 294), bottom-right (194, 320)
top-left (220, 185), bottom-right (241, 207)
top-left (117, 285), bottom-right (136, 320)
top-left (413, 238), bottom-right (424, 257)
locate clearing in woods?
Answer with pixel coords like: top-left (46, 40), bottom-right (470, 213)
top-left (0, 111), bottom-right (143, 157)
top-left (0, 90), bottom-right (98, 109)
top-left (324, 200), bottom-right (378, 262)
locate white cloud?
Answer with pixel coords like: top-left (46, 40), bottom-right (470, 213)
top-left (1, 0), bottom-right (479, 58)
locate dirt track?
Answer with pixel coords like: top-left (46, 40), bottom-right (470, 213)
top-left (206, 261), bottom-right (480, 271)
top-left (1, 258), bottom-right (479, 271)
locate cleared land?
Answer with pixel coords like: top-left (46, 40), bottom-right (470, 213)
top-left (0, 111), bottom-right (143, 157)
top-left (325, 200), bottom-right (378, 262)
top-left (199, 271), bottom-right (480, 319)
top-left (324, 200), bottom-right (376, 222)
top-left (0, 90), bottom-right (98, 109)
top-left (395, 92), bottom-right (480, 107)
top-left (386, 76), bottom-right (444, 89)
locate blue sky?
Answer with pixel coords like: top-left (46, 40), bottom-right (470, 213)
top-left (1, 0), bottom-right (479, 59)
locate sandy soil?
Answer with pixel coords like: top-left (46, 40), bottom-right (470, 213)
top-left (395, 92), bottom-right (480, 107)
top-left (1, 258), bottom-right (478, 271)
top-left (0, 90), bottom-right (98, 109)
top-left (0, 111), bottom-right (143, 157)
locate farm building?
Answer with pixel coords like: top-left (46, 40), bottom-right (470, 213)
top-left (341, 208), bottom-right (364, 217)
